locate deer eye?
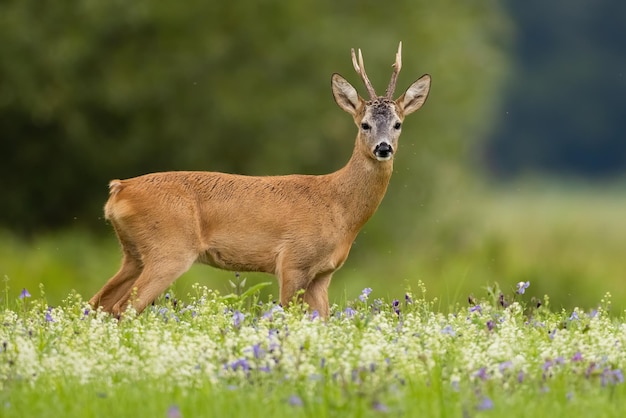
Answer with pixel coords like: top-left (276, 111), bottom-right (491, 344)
top-left (361, 122), bottom-right (371, 131)
top-left (393, 122), bottom-right (402, 130)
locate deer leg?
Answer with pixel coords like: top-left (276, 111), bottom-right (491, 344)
top-left (278, 266), bottom-right (333, 317)
top-left (111, 251), bottom-right (196, 316)
top-left (277, 268), bottom-right (311, 309)
top-left (89, 247), bottom-right (143, 313)
top-left (303, 272), bottom-right (333, 318)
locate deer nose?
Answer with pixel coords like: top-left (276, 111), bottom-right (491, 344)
top-left (374, 142), bottom-right (393, 161)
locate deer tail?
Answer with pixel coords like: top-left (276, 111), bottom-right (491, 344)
top-left (108, 179), bottom-right (123, 196)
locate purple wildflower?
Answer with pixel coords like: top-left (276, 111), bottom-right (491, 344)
top-left (517, 370), bottom-right (525, 383)
top-left (571, 351), bottom-right (583, 362)
top-left (601, 368), bottom-right (624, 386)
top-left (19, 288), bottom-right (31, 299)
top-left (441, 325), bottom-right (455, 336)
top-left (372, 298), bottom-right (383, 313)
top-left (474, 367), bottom-right (488, 381)
top-left (477, 396), bottom-right (494, 411)
top-left (499, 293), bottom-right (508, 308)
top-left (262, 305), bottom-right (283, 321)
top-left (310, 310), bottom-right (319, 320)
top-left (543, 359), bottom-right (554, 371)
top-left (586, 362), bottom-right (597, 378)
top-left (469, 305), bottom-right (482, 314)
top-left (288, 394), bottom-right (303, 407)
top-left (344, 307), bottom-right (356, 318)
top-left (232, 310), bottom-right (245, 328)
top-left (486, 320), bottom-right (495, 331)
top-left (167, 405), bottom-right (182, 418)
top-left (516, 281), bottom-right (530, 295)
top-left (230, 358), bottom-right (250, 372)
top-left (392, 299), bottom-right (400, 315)
top-left (569, 311), bottom-right (579, 321)
top-left (405, 293), bottom-right (413, 304)
top-left (499, 361), bottom-right (513, 373)
top-left (359, 287), bottom-right (372, 302)
top-left (45, 308), bottom-right (54, 323)
top-left (542, 359), bottom-right (557, 380)
top-left (372, 401), bottom-right (389, 412)
top-left (252, 343), bottom-right (264, 359)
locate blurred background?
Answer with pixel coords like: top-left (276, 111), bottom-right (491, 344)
top-left (1, 0), bottom-right (625, 311)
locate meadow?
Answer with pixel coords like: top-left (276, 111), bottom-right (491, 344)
top-left (1, 184), bottom-right (625, 417)
top-left (2, 281), bottom-right (626, 417)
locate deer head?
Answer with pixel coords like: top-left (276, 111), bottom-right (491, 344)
top-left (331, 42), bottom-right (431, 162)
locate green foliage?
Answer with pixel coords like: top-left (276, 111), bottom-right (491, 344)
top-left (0, 0), bottom-right (511, 236)
top-left (2, 283), bottom-right (626, 417)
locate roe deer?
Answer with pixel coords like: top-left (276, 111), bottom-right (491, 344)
top-left (89, 42), bottom-right (431, 318)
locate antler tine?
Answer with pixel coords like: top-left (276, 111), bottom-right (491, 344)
top-left (385, 41), bottom-right (403, 99)
top-left (351, 47), bottom-right (377, 100)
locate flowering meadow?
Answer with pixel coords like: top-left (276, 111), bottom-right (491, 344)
top-left (2, 281), bottom-right (626, 418)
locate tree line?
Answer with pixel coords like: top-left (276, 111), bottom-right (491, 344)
top-left (0, 0), bottom-right (511, 239)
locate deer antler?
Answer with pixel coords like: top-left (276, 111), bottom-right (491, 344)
top-left (351, 48), bottom-right (377, 100)
top-left (385, 42), bottom-right (402, 99)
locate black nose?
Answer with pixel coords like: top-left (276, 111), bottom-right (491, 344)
top-left (374, 142), bottom-right (393, 160)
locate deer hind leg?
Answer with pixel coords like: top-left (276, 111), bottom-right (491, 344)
top-left (89, 234), bottom-right (143, 313)
top-left (111, 249), bottom-right (196, 316)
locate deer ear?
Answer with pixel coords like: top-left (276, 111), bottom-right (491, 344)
top-left (397, 74), bottom-right (431, 115)
top-left (331, 73), bottom-right (362, 116)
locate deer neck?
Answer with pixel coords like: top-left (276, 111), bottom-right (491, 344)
top-left (331, 141), bottom-right (394, 232)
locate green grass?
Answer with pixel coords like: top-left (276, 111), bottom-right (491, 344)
top-left (1, 283), bottom-right (626, 418)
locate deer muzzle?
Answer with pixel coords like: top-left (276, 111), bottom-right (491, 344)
top-left (374, 142), bottom-right (394, 161)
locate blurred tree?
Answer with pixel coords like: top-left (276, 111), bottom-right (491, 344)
top-left (485, 0), bottom-right (626, 178)
top-left (0, 0), bottom-right (511, 243)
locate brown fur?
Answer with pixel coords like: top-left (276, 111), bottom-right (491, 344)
top-left (89, 45), bottom-right (431, 318)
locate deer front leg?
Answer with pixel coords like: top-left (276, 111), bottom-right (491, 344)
top-left (278, 267), bottom-right (332, 318)
top-left (304, 272), bottom-right (333, 318)
top-left (277, 268), bottom-right (310, 310)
